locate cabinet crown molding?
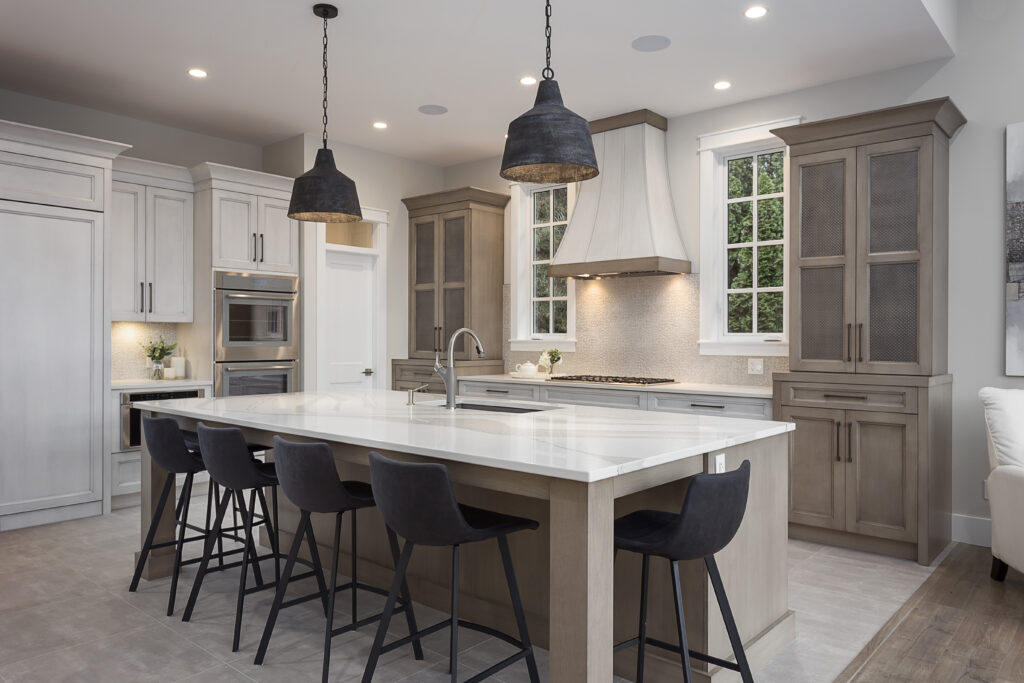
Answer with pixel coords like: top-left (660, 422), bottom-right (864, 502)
top-left (402, 186), bottom-right (510, 213)
top-left (112, 157), bottom-right (193, 192)
top-left (0, 118), bottom-right (131, 161)
top-left (771, 97), bottom-right (966, 146)
top-left (189, 162), bottom-right (293, 198)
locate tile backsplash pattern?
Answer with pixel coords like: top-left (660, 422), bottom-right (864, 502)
top-left (503, 276), bottom-right (788, 386)
top-left (111, 322), bottom-right (182, 380)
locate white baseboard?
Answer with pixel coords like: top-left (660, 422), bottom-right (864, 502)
top-left (0, 500), bottom-right (102, 531)
top-left (952, 513), bottom-right (992, 547)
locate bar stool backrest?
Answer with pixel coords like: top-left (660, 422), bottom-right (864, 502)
top-left (196, 422), bottom-right (263, 490)
top-left (142, 416), bottom-right (202, 474)
top-left (665, 460), bottom-right (751, 561)
top-left (368, 451), bottom-right (473, 546)
top-left (272, 436), bottom-right (363, 513)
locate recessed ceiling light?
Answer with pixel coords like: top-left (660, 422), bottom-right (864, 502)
top-left (714, 80), bottom-right (732, 90)
top-left (418, 104), bottom-right (448, 116)
top-left (505, 133), bottom-right (509, 139)
top-left (520, 76), bottom-right (538, 86)
top-left (631, 35), bottom-right (671, 52)
top-left (373, 121), bottom-right (388, 129)
top-left (745, 6), bottom-right (768, 18)
top-left (187, 67), bottom-right (207, 79)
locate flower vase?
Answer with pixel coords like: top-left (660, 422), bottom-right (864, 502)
top-left (152, 359), bottom-right (165, 380)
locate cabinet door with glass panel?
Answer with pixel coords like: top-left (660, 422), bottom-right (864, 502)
top-left (409, 215), bottom-right (440, 359)
top-left (531, 186), bottom-right (571, 338)
top-left (440, 210), bottom-right (471, 358)
top-left (724, 150), bottom-right (787, 340)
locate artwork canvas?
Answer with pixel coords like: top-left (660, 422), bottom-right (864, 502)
top-left (1006, 123), bottom-right (1024, 375)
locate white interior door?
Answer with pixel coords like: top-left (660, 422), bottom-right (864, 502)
top-left (318, 250), bottom-right (379, 389)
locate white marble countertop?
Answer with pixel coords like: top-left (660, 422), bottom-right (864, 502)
top-left (458, 374), bottom-right (774, 399)
top-left (111, 379), bottom-right (213, 391)
top-left (135, 389), bottom-right (792, 483)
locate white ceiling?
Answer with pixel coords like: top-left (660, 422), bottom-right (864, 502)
top-left (0, 0), bottom-right (954, 167)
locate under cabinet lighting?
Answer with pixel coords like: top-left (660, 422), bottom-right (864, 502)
top-left (745, 6), bottom-right (768, 18)
top-left (187, 68), bottom-right (207, 78)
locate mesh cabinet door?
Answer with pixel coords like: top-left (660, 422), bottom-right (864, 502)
top-left (790, 150), bottom-right (858, 372)
top-left (856, 138), bottom-right (932, 374)
top-left (409, 217), bottom-right (439, 358)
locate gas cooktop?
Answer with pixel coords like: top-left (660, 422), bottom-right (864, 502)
top-left (548, 375), bottom-right (676, 386)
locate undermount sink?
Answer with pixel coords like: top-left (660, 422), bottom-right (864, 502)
top-left (455, 402), bottom-right (546, 414)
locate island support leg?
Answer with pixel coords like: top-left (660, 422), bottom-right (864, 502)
top-left (136, 411), bottom-right (177, 580)
top-left (549, 478), bottom-right (615, 681)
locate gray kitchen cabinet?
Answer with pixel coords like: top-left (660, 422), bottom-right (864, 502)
top-left (774, 99), bottom-right (965, 376)
top-left (460, 379), bottom-right (542, 401)
top-left (540, 385), bottom-right (647, 410)
top-left (392, 359), bottom-right (506, 395)
top-left (402, 188), bottom-right (508, 361)
top-left (774, 372), bottom-right (949, 564)
top-left (648, 392), bottom-right (772, 420)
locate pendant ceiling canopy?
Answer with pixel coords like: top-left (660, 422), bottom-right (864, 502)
top-left (500, 0), bottom-right (598, 184)
top-left (288, 3), bottom-right (362, 223)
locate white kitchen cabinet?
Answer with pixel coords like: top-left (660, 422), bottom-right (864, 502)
top-left (111, 159), bottom-right (194, 322)
top-left (647, 392), bottom-right (772, 420)
top-left (209, 189), bottom-right (298, 274)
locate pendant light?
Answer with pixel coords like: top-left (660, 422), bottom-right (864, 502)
top-left (288, 3), bottom-right (362, 223)
top-left (500, 0), bottom-right (598, 184)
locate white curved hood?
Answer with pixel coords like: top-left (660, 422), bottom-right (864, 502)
top-left (549, 110), bottom-right (691, 278)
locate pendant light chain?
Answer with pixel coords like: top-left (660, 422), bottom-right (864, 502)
top-left (321, 12), bottom-right (329, 149)
top-left (542, 0), bottom-right (554, 80)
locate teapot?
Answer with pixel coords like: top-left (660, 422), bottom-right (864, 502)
top-left (515, 361), bottom-right (539, 377)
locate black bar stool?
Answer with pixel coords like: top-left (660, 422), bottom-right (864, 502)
top-left (182, 423), bottom-right (291, 652)
top-left (613, 460), bottom-right (753, 683)
top-left (362, 452), bottom-right (541, 683)
top-left (254, 437), bottom-right (424, 682)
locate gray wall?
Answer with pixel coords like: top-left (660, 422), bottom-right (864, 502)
top-left (0, 87), bottom-right (262, 169)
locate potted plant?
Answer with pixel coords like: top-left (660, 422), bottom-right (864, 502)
top-left (140, 336), bottom-right (178, 380)
top-left (538, 348), bottom-right (562, 376)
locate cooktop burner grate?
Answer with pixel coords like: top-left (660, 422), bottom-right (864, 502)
top-left (549, 375), bottom-right (676, 386)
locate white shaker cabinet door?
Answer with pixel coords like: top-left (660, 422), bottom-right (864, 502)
top-left (146, 187), bottom-right (193, 322)
top-left (0, 200), bottom-right (102, 515)
top-left (257, 196), bottom-right (299, 274)
top-left (110, 182), bottom-right (146, 321)
top-left (211, 189), bottom-right (258, 271)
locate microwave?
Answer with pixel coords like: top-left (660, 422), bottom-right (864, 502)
top-left (214, 271), bottom-right (299, 363)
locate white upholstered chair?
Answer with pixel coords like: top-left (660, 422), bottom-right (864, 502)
top-left (979, 387), bottom-right (1024, 580)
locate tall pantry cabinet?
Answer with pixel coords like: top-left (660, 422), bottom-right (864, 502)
top-left (0, 120), bottom-right (130, 530)
top-left (771, 99), bottom-right (965, 564)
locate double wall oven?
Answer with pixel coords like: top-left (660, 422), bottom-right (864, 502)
top-left (214, 271), bottom-right (299, 396)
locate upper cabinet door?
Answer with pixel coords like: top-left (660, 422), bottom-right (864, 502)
top-left (257, 197), bottom-right (299, 274)
top-left (440, 210), bottom-right (471, 359)
top-left (211, 189), bottom-right (258, 270)
top-left (855, 137), bottom-right (932, 375)
top-left (409, 217), bottom-right (439, 359)
top-left (145, 187), bottom-right (193, 322)
top-left (110, 182), bottom-right (146, 322)
top-left (789, 150), bottom-right (858, 373)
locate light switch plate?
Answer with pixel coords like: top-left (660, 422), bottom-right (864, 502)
top-left (714, 453), bottom-right (726, 473)
top-left (747, 358), bottom-right (764, 375)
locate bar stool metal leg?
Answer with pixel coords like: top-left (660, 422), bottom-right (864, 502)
top-left (449, 544), bottom-right (459, 681)
top-left (183, 487), bottom-right (232, 622)
top-left (129, 471), bottom-right (174, 592)
top-left (323, 511), bottom-right (343, 683)
top-left (256, 487), bottom-right (280, 584)
top-left (236, 490), bottom-right (264, 588)
top-left (706, 556), bottom-right (753, 683)
top-left (362, 541), bottom-right (416, 683)
top-left (255, 510), bottom-right (311, 665)
top-left (350, 509), bottom-right (358, 623)
top-left (232, 489), bottom-right (259, 652)
top-left (635, 553), bottom-right (651, 683)
top-left (670, 560), bottom-right (694, 683)
top-left (167, 472), bottom-right (195, 616)
top-left (497, 535), bottom-right (540, 683)
top-left (386, 527), bottom-right (425, 660)
top-left (304, 519), bottom-right (331, 616)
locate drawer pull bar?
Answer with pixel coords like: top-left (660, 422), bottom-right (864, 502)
top-left (690, 403), bottom-right (726, 409)
top-left (823, 394), bottom-right (867, 400)
top-left (485, 388), bottom-right (510, 394)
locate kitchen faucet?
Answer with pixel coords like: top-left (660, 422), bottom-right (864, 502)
top-left (434, 327), bottom-right (486, 409)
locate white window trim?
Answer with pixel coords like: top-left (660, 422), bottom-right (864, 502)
top-left (508, 182), bottom-right (577, 352)
top-left (697, 116), bottom-right (801, 357)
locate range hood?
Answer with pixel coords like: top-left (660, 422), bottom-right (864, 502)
top-left (549, 109), bottom-right (691, 279)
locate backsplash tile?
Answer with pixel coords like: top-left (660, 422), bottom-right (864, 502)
top-left (111, 322), bottom-right (182, 380)
top-left (503, 276), bottom-right (787, 386)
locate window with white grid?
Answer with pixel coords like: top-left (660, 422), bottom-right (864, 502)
top-left (530, 186), bottom-right (570, 335)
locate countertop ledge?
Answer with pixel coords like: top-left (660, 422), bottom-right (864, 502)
top-left (111, 379), bottom-right (213, 390)
top-left (134, 389), bottom-right (793, 483)
top-left (460, 375), bottom-right (774, 399)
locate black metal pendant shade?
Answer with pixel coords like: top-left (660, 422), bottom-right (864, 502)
top-left (500, 79), bottom-right (598, 184)
top-left (287, 148), bottom-right (362, 223)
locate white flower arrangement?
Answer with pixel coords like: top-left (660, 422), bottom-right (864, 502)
top-left (538, 348), bottom-right (562, 374)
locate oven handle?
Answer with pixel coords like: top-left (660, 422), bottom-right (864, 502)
top-left (220, 364), bottom-right (296, 371)
top-left (223, 292), bottom-right (296, 301)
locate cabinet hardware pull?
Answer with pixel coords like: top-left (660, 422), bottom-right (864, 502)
top-left (824, 393), bottom-right (867, 400)
top-left (847, 421), bottom-right (853, 463)
top-left (148, 283), bottom-right (153, 313)
top-left (140, 282), bottom-right (145, 313)
top-left (485, 389), bottom-right (510, 394)
top-left (362, 368), bottom-right (374, 376)
top-left (845, 324), bottom-right (852, 362)
top-left (691, 403), bottom-right (726, 409)
top-left (857, 323), bottom-right (864, 363)
top-left (252, 233), bottom-right (258, 262)
top-left (836, 421), bottom-right (841, 462)
top-left (260, 234), bottom-right (265, 263)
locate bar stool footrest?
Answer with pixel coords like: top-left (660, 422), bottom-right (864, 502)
top-left (641, 636), bottom-right (743, 673)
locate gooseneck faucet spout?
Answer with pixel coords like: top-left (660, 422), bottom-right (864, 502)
top-left (434, 327), bottom-right (486, 409)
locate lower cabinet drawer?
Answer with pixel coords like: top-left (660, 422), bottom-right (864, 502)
top-left (459, 381), bottom-right (540, 401)
top-left (540, 386), bottom-right (647, 410)
top-left (394, 380), bottom-right (444, 394)
top-left (648, 393), bottom-right (772, 420)
top-left (394, 364), bottom-right (443, 384)
top-left (779, 382), bottom-right (917, 413)
top-left (112, 451), bottom-right (141, 496)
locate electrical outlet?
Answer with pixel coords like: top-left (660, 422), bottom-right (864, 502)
top-left (715, 453), bottom-right (726, 473)
top-left (747, 358), bottom-right (764, 375)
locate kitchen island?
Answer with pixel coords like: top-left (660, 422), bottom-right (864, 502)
top-left (134, 389), bottom-right (795, 682)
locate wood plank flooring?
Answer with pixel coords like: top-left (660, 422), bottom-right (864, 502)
top-left (839, 543), bottom-right (1024, 682)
